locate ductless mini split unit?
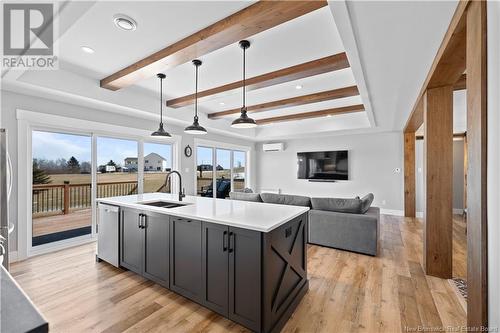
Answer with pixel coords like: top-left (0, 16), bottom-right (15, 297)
top-left (262, 143), bottom-right (284, 152)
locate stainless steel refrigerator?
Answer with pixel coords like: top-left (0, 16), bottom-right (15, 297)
top-left (0, 128), bottom-right (13, 270)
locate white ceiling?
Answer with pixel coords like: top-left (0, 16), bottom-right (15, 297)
top-left (2, 1), bottom-right (462, 141)
top-left (342, 0), bottom-right (459, 131)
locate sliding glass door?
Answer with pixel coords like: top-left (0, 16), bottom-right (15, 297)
top-left (31, 130), bottom-right (92, 246)
top-left (196, 145), bottom-right (249, 199)
top-left (29, 127), bottom-right (178, 254)
top-left (197, 146), bottom-right (213, 197)
top-left (143, 142), bottom-right (173, 193)
top-left (233, 150), bottom-right (246, 191)
top-left (96, 137), bottom-right (138, 198)
top-left (216, 149), bottom-right (231, 198)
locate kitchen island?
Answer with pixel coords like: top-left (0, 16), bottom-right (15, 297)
top-left (96, 193), bottom-right (309, 333)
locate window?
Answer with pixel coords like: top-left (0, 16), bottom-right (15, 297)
top-left (143, 142), bottom-right (173, 193)
top-left (31, 130), bottom-right (92, 247)
top-left (96, 137), bottom-right (138, 199)
top-left (196, 146), bottom-right (213, 197)
top-left (196, 143), bottom-right (249, 199)
top-left (22, 110), bottom-right (180, 257)
top-left (216, 149), bottom-right (231, 198)
top-left (233, 151), bottom-right (246, 191)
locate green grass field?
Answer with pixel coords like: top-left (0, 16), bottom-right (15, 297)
top-left (46, 172), bottom-right (168, 193)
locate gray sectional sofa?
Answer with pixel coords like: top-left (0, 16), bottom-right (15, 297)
top-left (229, 192), bottom-right (380, 256)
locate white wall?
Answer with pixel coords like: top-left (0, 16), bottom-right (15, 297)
top-left (255, 131), bottom-right (404, 214)
top-left (487, 1), bottom-right (500, 327)
top-left (415, 139), bottom-right (465, 215)
top-left (452, 140), bottom-right (465, 211)
top-left (1, 90), bottom-right (255, 253)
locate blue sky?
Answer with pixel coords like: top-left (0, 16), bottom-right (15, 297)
top-left (32, 131), bottom-right (172, 167)
top-left (32, 131), bottom-right (91, 162)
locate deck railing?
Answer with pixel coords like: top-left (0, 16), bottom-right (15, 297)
top-left (32, 180), bottom-right (138, 216)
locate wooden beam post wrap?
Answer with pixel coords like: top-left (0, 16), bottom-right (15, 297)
top-left (423, 85), bottom-right (453, 279)
top-left (466, 0), bottom-right (488, 328)
top-left (404, 132), bottom-right (416, 218)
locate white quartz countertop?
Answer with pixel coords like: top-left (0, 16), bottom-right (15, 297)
top-left (97, 193), bottom-right (309, 232)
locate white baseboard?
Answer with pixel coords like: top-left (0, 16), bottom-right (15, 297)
top-left (380, 209), bottom-right (404, 216)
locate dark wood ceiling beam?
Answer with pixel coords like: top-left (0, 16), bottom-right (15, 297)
top-left (207, 85), bottom-right (359, 119)
top-left (166, 53), bottom-right (350, 108)
top-left (256, 104), bottom-right (364, 125)
top-left (100, 1), bottom-right (327, 90)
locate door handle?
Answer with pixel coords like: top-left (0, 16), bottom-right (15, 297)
top-left (228, 232), bottom-right (234, 253)
top-left (142, 215), bottom-right (147, 229)
top-left (223, 230), bottom-right (228, 252)
top-left (138, 214), bottom-right (142, 228)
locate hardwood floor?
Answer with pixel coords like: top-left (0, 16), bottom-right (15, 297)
top-left (11, 214), bottom-right (466, 333)
top-left (452, 214), bottom-right (467, 280)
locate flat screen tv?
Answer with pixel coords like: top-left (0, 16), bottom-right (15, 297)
top-left (297, 150), bottom-right (348, 180)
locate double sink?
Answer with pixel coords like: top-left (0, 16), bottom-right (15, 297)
top-left (137, 200), bottom-right (189, 209)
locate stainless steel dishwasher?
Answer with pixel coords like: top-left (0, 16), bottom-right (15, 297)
top-left (97, 203), bottom-right (120, 267)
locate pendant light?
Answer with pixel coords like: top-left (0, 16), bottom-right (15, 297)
top-left (231, 40), bottom-right (257, 129)
top-left (151, 73), bottom-right (171, 137)
top-left (184, 60), bottom-right (207, 135)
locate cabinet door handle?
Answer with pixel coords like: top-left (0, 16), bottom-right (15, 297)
top-left (223, 230), bottom-right (228, 252)
top-left (228, 232), bottom-right (234, 253)
top-left (138, 214), bottom-right (142, 229)
top-left (142, 215), bottom-right (147, 229)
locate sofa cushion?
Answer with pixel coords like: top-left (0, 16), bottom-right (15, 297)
top-left (311, 197), bottom-right (362, 214)
top-left (260, 193), bottom-right (311, 207)
top-left (308, 207), bottom-right (380, 256)
top-left (360, 193), bottom-right (374, 214)
top-left (229, 192), bottom-right (262, 202)
top-left (231, 188), bottom-right (253, 193)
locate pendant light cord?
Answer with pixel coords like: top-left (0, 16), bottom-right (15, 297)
top-left (195, 63), bottom-right (199, 118)
top-left (159, 76), bottom-right (163, 125)
top-left (242, 45), bottom-right (246, 110)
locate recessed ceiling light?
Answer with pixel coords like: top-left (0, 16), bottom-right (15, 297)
top-left (219, 102), bottom-right (225, 106)
top-left (113, 14), bottom-right (137, 31)
top-left (81, 46), bottom-right (95, 54)
top-left (295, 85), bottom-right (303, 90)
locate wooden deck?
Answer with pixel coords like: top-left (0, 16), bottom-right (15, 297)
top-left (33, 209), bottom-right (92, 237)
top-left (12, 214), bottom-right (467, 333)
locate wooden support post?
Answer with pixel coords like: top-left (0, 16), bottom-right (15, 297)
top-left (466, 0), bottom-right (488, 328)
top-left (423, 85), bottom-right (453, 279)
top-left (63, 181), bottom-right (70, 215)
top-left (463, 135), bottom-right (468, 213)
top-left (404, 131), bottom-right (416, 217)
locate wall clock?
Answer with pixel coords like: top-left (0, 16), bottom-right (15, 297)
top-left (184, 145), bottom-right (192, 157)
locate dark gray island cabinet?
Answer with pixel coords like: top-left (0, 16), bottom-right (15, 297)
top-left (110, 205), bottom-right (308, 333)
top-left (120, 208), bottom-right (170, 288)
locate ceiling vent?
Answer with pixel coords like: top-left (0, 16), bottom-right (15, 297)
top-left (262, 143), bottom-right (284, 152)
